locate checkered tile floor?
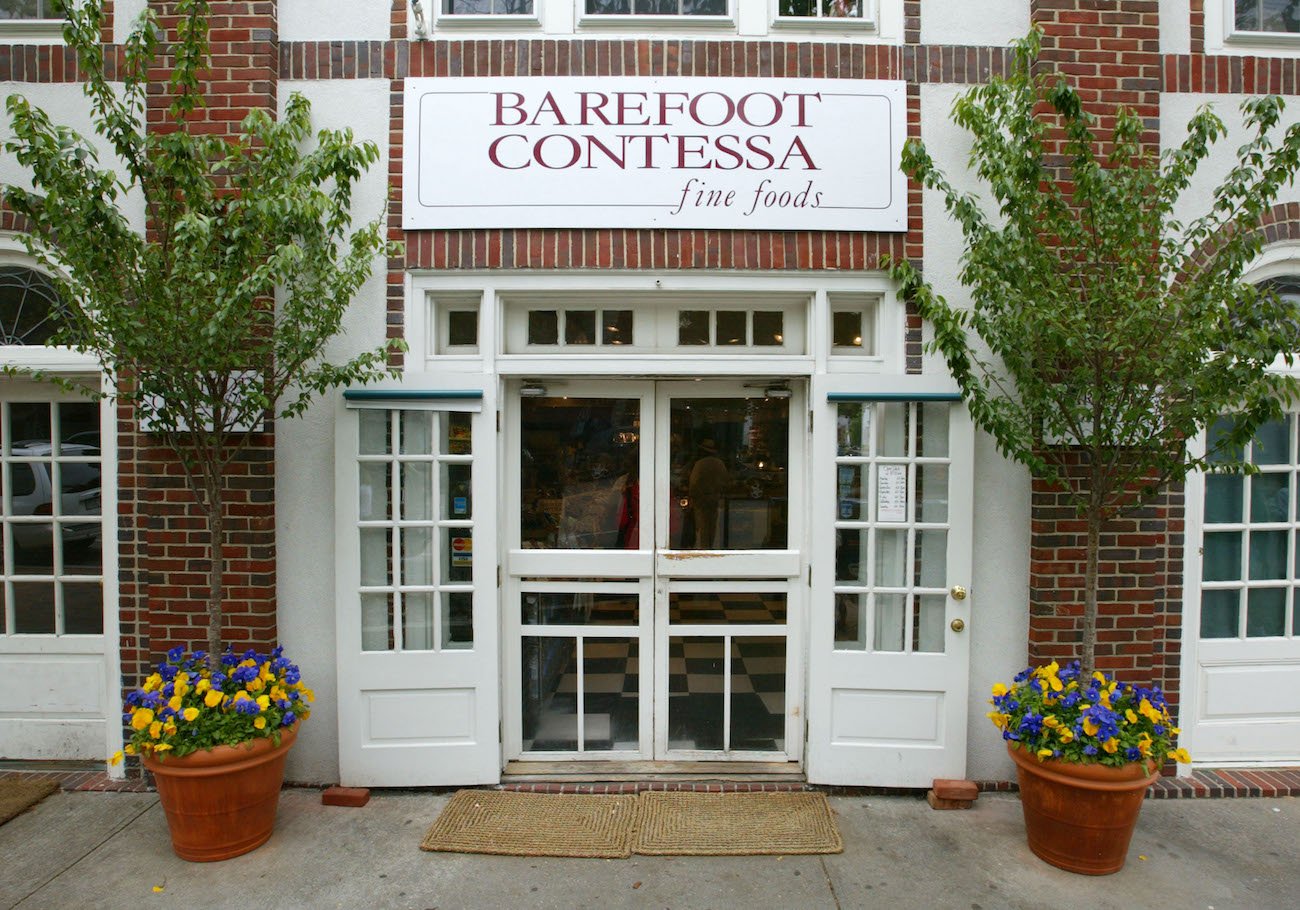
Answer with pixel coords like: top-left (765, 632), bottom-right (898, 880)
top-left (521, 595), bottom-right (788, 755)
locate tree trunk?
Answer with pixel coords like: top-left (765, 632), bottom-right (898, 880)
top-left (1081, 502), bottom-right (1101, 677)
top-left (205, 474), bottom-right (225, 666)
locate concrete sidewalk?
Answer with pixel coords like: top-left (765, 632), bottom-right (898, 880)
top-left (0, 788), bottom-right (1294, 910)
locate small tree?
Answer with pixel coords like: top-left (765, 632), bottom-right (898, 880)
top-left (889, 29), bottom-right (1300, 674)
top-left (2, 1), bottom-right (401, 662)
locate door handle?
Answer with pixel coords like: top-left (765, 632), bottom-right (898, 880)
top-left (950, 585), bottom-right (967, 601)
top-left (951, 618), bottom-right (966, 633)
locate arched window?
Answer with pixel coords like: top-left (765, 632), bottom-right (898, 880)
top-left (0, 265), bottom-right (63, 346)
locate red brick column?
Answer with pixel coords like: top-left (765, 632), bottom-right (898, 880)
top-left (119, 1), bottom-right (280, 682)
top-left (1025, 3), bottom-right (1182, 710)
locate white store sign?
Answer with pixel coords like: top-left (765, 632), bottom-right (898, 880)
top-left (403, 77), bottom-right (907, 231)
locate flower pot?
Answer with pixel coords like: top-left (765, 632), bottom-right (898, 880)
top-left (143, 724), bottom-right (298, 862)
top-left (1006, 741), bottom-right (1158, 875)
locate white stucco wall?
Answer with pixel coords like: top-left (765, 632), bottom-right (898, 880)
top-left (919, 83), bottom-right (1031, 781)
top-left (280, 0), bottom-right (392, 43)
top-left (920, 0), bottom-right (1029, 48)
top-left (1162, 92), bottom-right (1300, 229)
top-left (275, 79), bottom-right (392, 785)
top-left (0, 81), bottom-right (147, 238)
top-left (1160, 0), bottom-right (1192, 55)
top-left (114, 0), bottom-right (148, 45)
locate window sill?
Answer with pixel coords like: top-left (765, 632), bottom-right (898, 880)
top-left (432, 15), bottom-right (543, 33)
top-left (769, 17), bottom-right (876, 34)
top-left (0, 20), bottom-right (65, 44)
top-left (1222, 29), bottom-right (1300, 51)
top-left (576, 15), bottom-right (737, 33)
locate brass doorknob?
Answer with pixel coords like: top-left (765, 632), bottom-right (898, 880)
top-left (950, 585), bottom-right (967, 601)
top-left (951, 618), bottom-right (966, 632)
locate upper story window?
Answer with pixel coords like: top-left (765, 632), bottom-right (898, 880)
top-left (779, 0), bottom-right (864, 20)
top-left (1235, 1), bottom-right (1300, 33)
top-left (0, 1), bottom-right (58, 20)
top-left (0, 0), bottom-right (64, 41)
top-left (585, 0), bottom-right (726, 14)
top-left (442, 0), bottom-right (535, 14)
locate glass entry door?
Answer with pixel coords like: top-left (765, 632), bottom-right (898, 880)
top-left (505, 380), bottom-right (804, 761)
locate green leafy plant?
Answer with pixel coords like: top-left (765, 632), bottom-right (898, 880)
top-left (2, 0), bottom-right (402, 663)
top-left (888, 27), bottom-right (1300, 674)
top-left (988, 661), bottom-right (1190, 767)
top-left (111, 646), bottom-right (313, 762)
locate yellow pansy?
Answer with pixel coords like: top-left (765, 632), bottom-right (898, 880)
top-left (1058, 727), bottom-right (1075, 744)
top-left (131, 708), bottom-right (155, 731)
top-left (153, 743), bottom-right (172, 752)
top-left (1102, 737), bottom-right (1119, 754)
top-left (256, 695), bottom-right (271, 711)
top-left (254, 716), bottom-right (267, 730)
top-left (1043, 715), bottom-right (1060, 729)
top-left (109, 751), bottom-right (124, 766)
top-left (1036, 748), bottom-right (1054, 759)
top-left (124, 744), bottom-right (135, 755)
top-left (246, 677), bottom-right (265, 693)
top-left (298, 686), bottom-right (315, 702)
top-left (168, 695), bottom-right (183, 712)
top-left (204, 689), bottom-right (224, 708)
top-left (1169, 747), bottom-right (1192, 763)
top-left (991, 683), bottom-right (1008, 697)
top-left (142, 673), bottom-right (162, 693)
top-left (149, 721), bottom-right (163, 739)
top-left (182, 707), bottom-right (199, 722)
top-left (1082, 717), bottom-right (1100, 737)
top-left (163, 722), bottom-right (176, 736)
top-left (1125, 709), bottom-right (1138, 724)
top-left (195, 678), bottom-right (211, 694)
top-left (986, 710), bottom-right (1009, 729)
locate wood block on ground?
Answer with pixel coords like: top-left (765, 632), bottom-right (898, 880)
top-left (322, 786), bottom-right (370, 807)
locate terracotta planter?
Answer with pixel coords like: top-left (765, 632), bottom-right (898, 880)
top-left (1007, 741), bottom-right (1158, 875)
top-left (143, 724), bottom-right (298, 862)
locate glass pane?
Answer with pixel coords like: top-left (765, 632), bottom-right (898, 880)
top-left (12, 525), bottom-right (54, 573)
top-left (442, 462), bottom-right (472, 519)
top-left (874, 593), bottom-right (905, 651)
top-left (401, 463), bottom-right (432, 521)
top-left (916, 464), bottom-right (949, 522)
top-left (731, 637), bottom-right (785, 751)
top-left (528, 310), bottom-right (559, 345)
top-left (822, 0), bottom-right (864, 18)
top-left (359, 528), bottom-right (389, 586)
top-left (584, 638), bottom-right (638, 751)
top-left (1203, 532), bottom-right (1243, 581)
top-left (678, 310), bottom-right (709, 345)
top-left (565, 310), bottom-right (596, 345)
top-left (670, 397), bottom-right (788, 549)
top-left (445, 412), bottom-right (472, 455)
top-left (1249, 530), bottom-right (1288, 579)
top-left (521, 397), bottom-right (639, 549)
top-left (668, 636), bottom-right (723, 751)
top-left (401, 411), bottom-right (433, 455)
top-left (403, 591), bottom-right (434, 650)
top-left (878, 403), bottom-right (907, 457)
top-left (1251, 472), bottom-right (1291, 523)
top-left (62, 582), bottom-right (102, 635)
top-left (716, 311), bottom-right (746, 346)
top-left (835, 528), bottom-right (866, 583)
top-left (1251, 417), bottom-right (1291, 465)
top-left (1205, 474), bottom-right (1244, 524)
top-left (917, 530), bottom-right (947, 588)
top-left (442, 528), bottom-right (472, 582)
top-left (669, 592), bottom-right (786, 624)
top-left (835, 465), bottom-right (866, 520)
top-left (914, 594), bottom-right (946, 653)
top-left (9, 401), bottom-right (50, 442)
top-left (521, 592), bottom-right (639, 626)
top-left (12, 581), bottom-right (54, 633)
top-left (1247, 588), bottom-right (1287, 636)
top-left (358, 410), bottom-right (390, 455)
top-left (753, 311), bottom-right (783, 346)
top-left (602, 310), bottom-right (632, 346)
top-left (832, 311), bottom-right (863, 347)
top-left (1235, 0), bottom-right (1261, 30)
top-left (1200, 589), bottom-right (1240, 638)
top-left (447, 310), bottom-right (478, 347)
top-left (875, 529), bottom-right (907, 587)
top-left (917, 403), bottom-right (949, 458)
top-left (0, 266), bottom-right (62, 342)
top-left (361, 592), bottom-right (393, 651)
top-left (522, 636), bottom-right (579, 751)
top-left (359, 463), bottom-right (389, 521)
top-left (57, 401), bottom-right (99, 449)
top-left (834, 593), bottom-right (866, 649)
top-left (442, 591), bottom-right (473, 649)
top-left (836, 403), bottom-right (871, 456)
top-left (403, 528), bottom-right (433, 586)
top-left (1207, 416), bottom-right (1245, 464)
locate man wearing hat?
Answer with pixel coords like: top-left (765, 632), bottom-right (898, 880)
top-left (688, 438), bottom-right (730, 548)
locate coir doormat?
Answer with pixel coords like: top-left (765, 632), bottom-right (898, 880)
top-left (0, 778), bottom-right (59, 826)
top-left (420, 789), bottom-right (842, 858)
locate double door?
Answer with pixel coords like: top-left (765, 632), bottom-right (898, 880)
top-left (505, 380), bottom-right (804, 761)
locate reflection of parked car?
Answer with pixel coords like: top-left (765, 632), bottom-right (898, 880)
top-left (6, 443), bottom-right (102, 551)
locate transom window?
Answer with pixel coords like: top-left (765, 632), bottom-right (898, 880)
top-left (1235, 0), bottom-right (1300, 33)
top-left (1201, 415), bottom-right (1300, 639)
top-left (0, 266), bottom-right (63, 346)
